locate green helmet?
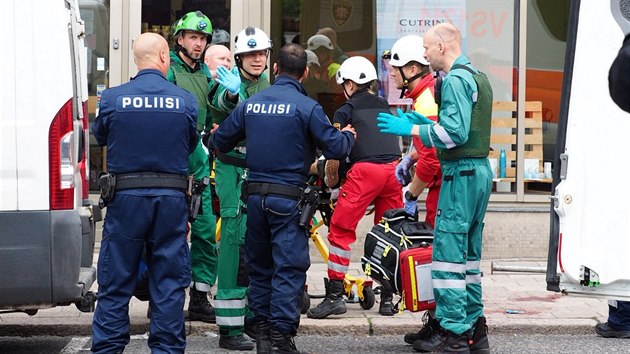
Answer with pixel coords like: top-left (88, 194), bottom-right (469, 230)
top-left (174, 11), bottom-right (212, 37)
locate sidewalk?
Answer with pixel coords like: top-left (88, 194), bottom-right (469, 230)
top-left (0, 259), bottom-right (607, 337)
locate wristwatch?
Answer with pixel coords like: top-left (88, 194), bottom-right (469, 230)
top-left (404, 190), bottom-right (418, 201)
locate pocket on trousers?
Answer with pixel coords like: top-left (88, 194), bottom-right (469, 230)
top-left (96, 239), bottom-right (111, 287)
top-left (180, 241), bottom-right (192, 286)
top-left (434, 218), bottom-right (469, 263)
top-left (236, 245), bottom-right (249, 287)
top-left (333, 187), bottom-right (361, 230)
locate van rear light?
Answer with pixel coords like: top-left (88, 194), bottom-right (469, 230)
top-left (80, 101), bottom-right (89, 200)
top-left (49, 99), bottom-right (75, 210)
top-left (60, 131), bottom-right (76, 189)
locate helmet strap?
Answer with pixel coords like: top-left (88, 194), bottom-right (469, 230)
top-left (398, 66), bottom-right (429, 99)
top-left (235, 54), bottom-right (268, 81)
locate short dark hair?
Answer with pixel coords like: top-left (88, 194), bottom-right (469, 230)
top-left (277, 43), bottom-right (306, 79)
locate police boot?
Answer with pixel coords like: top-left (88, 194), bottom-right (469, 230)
top-left (219, 333), bottom-right (255, 351)
top-left (188, 288), bottom-right (216, 323)
top-left (470, 316), bottom-right (490, 354)
top-left (413, 328), bottom-right (470, 354)
top-left (245, 317), bottom-right (258, 341)
top-left (404, 310), bottom-right (440, 345)
top-left (306, 278), bottom-right (346, 319)
top-left (270, 329), bottom-right (306, 354)
top-left (378, 286), bottom-right (395, 316)
top-left (256, 321), bottom-right (272, 354)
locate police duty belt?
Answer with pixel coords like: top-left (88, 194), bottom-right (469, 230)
top-left (115, 172), bottom-right (189, 191)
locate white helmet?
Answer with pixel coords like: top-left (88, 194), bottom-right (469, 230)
top-left (305, 50), bottom-right (320, 68)
top-left (234, 26), bottom-right (272, 55)
top-left (335, 56), bottom-right (377, 85)
top-left (307, 34), bottom-right (334, 51)
top-left (389, 35), bottom-right (429, 67)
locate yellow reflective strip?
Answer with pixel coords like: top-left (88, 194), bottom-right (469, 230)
top-left (408, 256), bottom-right (418, 311)
top-left (383, 244), bottom-right (391, 257)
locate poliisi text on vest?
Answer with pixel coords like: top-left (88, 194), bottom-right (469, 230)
top-left (246, 102), bottom-right (293, 115)
top-left (118, 95), bottom-right (183, 110)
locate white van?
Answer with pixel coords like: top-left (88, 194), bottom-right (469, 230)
top-left (547, 0), bottom-right (630, 300)
top-left (0, 0), bottom-right (100, 313)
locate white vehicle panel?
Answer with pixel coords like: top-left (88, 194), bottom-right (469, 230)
top-left (13, 1), bottom-right (75, 211)
top-left (553, 0), bottom-right (630, 298)
top-left (0, 1), bottom-right (18, 211)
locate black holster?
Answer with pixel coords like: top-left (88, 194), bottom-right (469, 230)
top-left (98, 172), bottom-right (116, 209)
top-left (298, 186), bottom-right (320, 229)
top-left (188, 176), bottom-right (210, 223)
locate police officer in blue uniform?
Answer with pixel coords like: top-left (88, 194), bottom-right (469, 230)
top-left (91, 33), bottom-right (199, 354)
top-left (213, 43), bottom-right (356, 354)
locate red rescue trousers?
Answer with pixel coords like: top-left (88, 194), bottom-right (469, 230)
top-left (327, 161), bottom-right (402, 281)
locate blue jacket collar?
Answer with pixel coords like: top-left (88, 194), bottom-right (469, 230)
top-left (273, 75), bottom-right (307, 95)
top-left (133, 69), bottom-right (166, 80)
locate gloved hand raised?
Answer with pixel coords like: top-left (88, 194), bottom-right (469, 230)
top-left (377, 109), bottom-right (413, 136)
top-left (405, 111), bottom-right (434, 126)
top-left (404, 196), bottom-right (417, 218)
top-left (216, 66), bottom-right (241, 95)
top-left (396, 156), bottom-right (414, 186)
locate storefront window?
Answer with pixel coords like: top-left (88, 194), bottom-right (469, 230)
top-left (525, 0), bottom-right (569, 193)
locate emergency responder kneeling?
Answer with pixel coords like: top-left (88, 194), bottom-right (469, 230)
top-left (91, 32), bottom-right (199, 354)
top-left (213, 43), bottom-right (356, 354)
top-left (306, 56), bottom-right (402, 319)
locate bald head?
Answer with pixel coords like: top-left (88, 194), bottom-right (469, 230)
top-left (204, 44), bottom-right (232, 78)
top-left (430, 23), bottom-right (461, 46)
top-left (133, 32), bottom-right (170, 75)
top-left (423, 22), bottom-right (463, 72)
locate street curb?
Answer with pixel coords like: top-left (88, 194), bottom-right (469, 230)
top-left (0, 322), bottom-right (599, 337)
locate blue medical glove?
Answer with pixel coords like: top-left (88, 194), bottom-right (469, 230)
top-left (405, 111), bottom-right (434, 126)
top-left (377, 112), bottom-right (413, 136)
top-left (395, 156), bottom-right (414, 186)
top-left (404, 197), bottom-right (417, 217)
top-left (216, 65), bottom-right (241, 95)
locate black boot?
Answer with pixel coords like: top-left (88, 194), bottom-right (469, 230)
top-left (245, 317), bottom-right (258, 340)
top-left (470, 316), bottom-right (490, 354)
top-left (188, 288), bottom-right (216, 323)
top-left (413, 328), bottom-right (471, 354)
top-left (270, 329), bottom-right (306, 354)
top-left (378, 285), bottom-right (395, 316)
top-left (219, 334), bottom-right (255, 351)
top-left (256, 321), bottom-right (271, 354)
top-left (404, 310), bottom-right (440, 345)
top-left (306, 278), bottom-right (346, 319)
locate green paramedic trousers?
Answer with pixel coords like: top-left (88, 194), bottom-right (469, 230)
top-left (431, 158), bottom-right (492, 335)
top-left (188, 140), bottom-right (218, 291)
top-left (214, 156), bottom-right (248, 336)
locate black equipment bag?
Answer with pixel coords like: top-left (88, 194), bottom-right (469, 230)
top-left (361, 208), bottom-right (433, 293)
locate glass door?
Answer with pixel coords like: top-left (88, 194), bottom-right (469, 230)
top-left (79, 0), bottom-right (116, 190)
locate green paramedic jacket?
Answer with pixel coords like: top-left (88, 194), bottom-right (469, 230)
top-left (418, 55), bottom-right (493, 160)
top-left (210, 70), bottom-right (270, 125)
top-left (210, 69), bottom-right (270, 150)
top-left (167, 51), bottom-right (214, 132)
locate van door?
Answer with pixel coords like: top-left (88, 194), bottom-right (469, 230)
top-left (546, 0), bottom-right (630, 300)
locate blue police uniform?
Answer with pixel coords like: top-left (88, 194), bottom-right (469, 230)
top-left (213, 76), bottom-right (354, 336)
top-left (91, 69), bottom-right (199, 354)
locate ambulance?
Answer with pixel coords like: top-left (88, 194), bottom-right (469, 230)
top-left (0, 0), bottom-right (99, 313)
top-left (547, 0), bottom-right (630, 300)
